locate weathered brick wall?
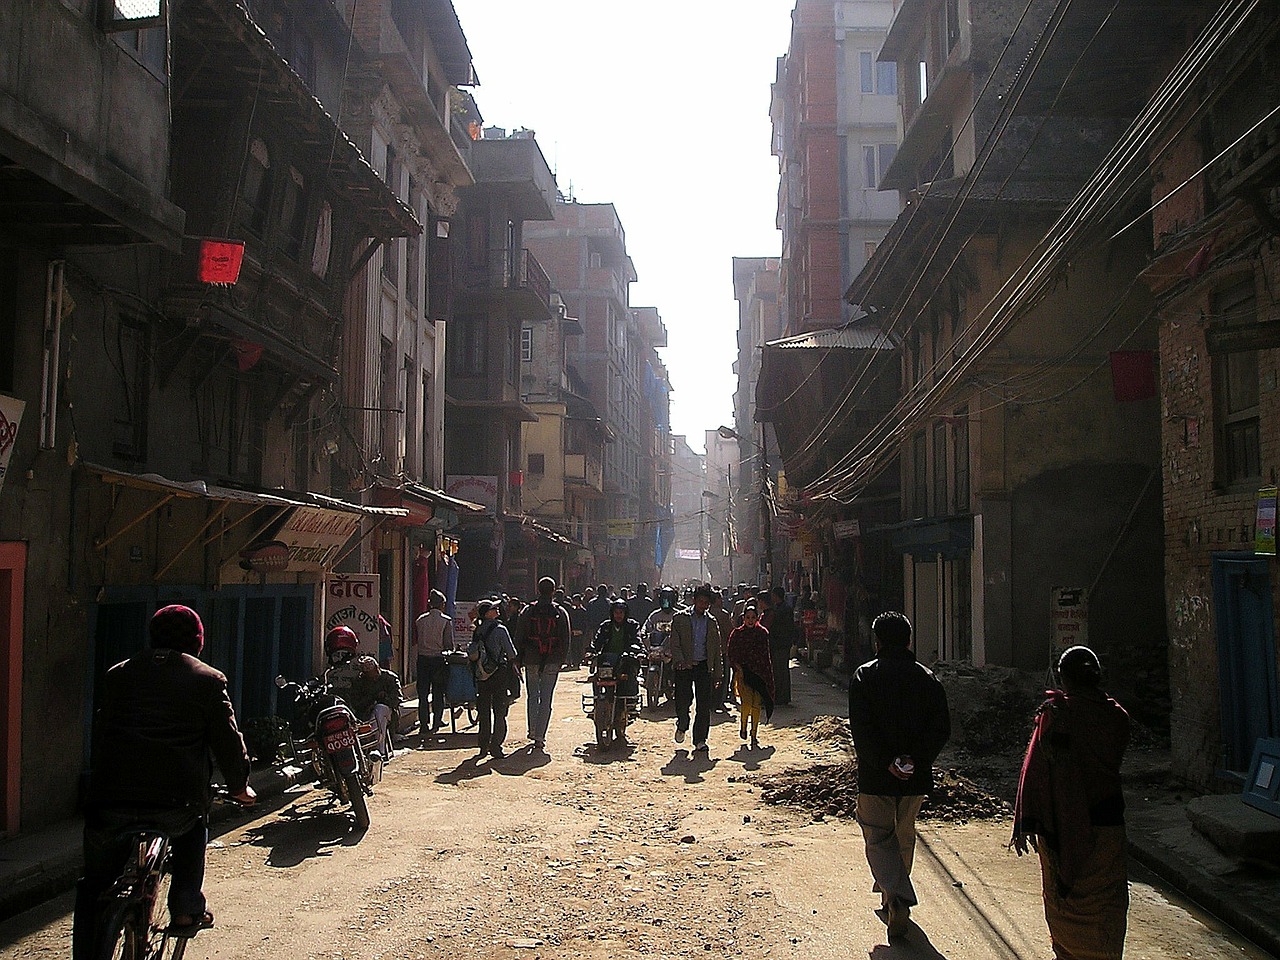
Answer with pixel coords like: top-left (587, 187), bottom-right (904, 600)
top-left (1158, 221), bottom-right (1280, 786)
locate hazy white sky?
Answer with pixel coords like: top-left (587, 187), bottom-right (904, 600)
top-left (453, 1), bottom-right (795, 453)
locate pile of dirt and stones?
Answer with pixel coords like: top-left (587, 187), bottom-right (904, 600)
top-left (752, 760), bottom-right (1010, 824)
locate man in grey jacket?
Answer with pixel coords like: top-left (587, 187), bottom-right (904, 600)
top-left (668, 583), bottom-right (723, 753)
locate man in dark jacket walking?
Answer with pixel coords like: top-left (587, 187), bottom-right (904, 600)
top-left (848, 611), bottom-right (950, 940)
top-left (515, 576), bottom-right (573, 752)
top-left (74, 605), bottom-right (254, 959)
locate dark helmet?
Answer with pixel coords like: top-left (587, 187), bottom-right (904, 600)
top-left (150, 604), bottom-right (204, 656)
top-left (658, 585), bottom-right (677, 609)
top-left (324, 625), bottom-right (359, 662)
top-left (611, 597), bottom-right (629, 619)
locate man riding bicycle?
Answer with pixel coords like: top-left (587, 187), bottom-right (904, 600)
top-left (73, 605), bottom-right (255, 959)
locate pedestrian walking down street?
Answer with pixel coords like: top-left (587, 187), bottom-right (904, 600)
top-left (468, 599), bottom-right (519, 760)
top-left (669, 583), bottom-right (723, 753)
top-left (848, 611), bottom-right (951, 940)
top-left (769, 586), bottom-right (796, 705)
top-left (568, 594), bottom-right (589, 668)
top-left (1013, 645), bottom-right (1130, 960)
top-left (586, 582), bottom-right (613, 638)
top-left (710, 587), bottom-right (735, 707)
top-left (415, 589), bottom-right (454, 739)
top-left (515, 576), bottom-right (573, 753)
top-left (726, 603), bottom-right (774, 748)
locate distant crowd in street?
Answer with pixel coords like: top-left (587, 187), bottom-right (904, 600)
top-left (411, 577), bottom-right (805, 760)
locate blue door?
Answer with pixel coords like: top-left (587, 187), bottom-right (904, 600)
top-left (1211, 553), bottom-right (1280, 772)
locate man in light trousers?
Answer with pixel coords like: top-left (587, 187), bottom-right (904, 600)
top-left (515, 576), bottom-right (573, 753)
top-left (848, 611), bottom-right (950, 941)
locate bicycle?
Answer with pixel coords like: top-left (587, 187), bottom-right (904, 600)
top-left (92, 793), bottom-right (249, 960)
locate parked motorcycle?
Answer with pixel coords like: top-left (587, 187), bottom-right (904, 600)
top-left (583, 650), bottom-right (642, 750)
top-left (275, 675), bottom-right (379, 829)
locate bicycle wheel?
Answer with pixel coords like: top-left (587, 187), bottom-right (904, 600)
top-left (97, 898), bottom-right (143, 960)
top-left (146, 870), bottom-right (175, 958)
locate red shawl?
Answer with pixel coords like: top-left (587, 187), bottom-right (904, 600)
top-left (1012, 689), bottom-right (1129, 895)
top-left (727, 623), bottom-right (775, 719)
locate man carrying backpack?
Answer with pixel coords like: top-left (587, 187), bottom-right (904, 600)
top-left (516, 576), bottom-right (573, 753)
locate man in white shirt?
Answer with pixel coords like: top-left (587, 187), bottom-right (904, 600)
top-left (415, 589), bottom-right (454, 737)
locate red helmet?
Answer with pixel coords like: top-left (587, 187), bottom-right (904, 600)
top-left (324, 625), bottom-right (359, 660)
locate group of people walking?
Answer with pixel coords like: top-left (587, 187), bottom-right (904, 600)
top-left (407, 578), bottom-right (805, 759)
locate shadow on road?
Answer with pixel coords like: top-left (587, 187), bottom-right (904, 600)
top-left (868, 923), bottom-right (951, 957)
top-left (435, 756), bottom-right (494, 785)
top-left (239, 801), bottom-right (366, 867)
top-left (493, 746), bottom-right (553, 775)
top-left (660, 749), bottom-right (719, 784)
top-left (576, 741), bottom-right (637, 764)
top-left (727, 743), bottom-right (776, 771)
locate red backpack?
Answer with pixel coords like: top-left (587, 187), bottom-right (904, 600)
top-left (527, 604), bottom-right (559, 657)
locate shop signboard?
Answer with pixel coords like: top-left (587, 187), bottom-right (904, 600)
top-left (452, 601), bottom-right (477, 643)
top-left (832, 519), bottom-right (861, 540)
top-left (0, 394), bottom-right (24, 497)
top-left (607, 518), bottom-right (636, 539)
top-left (1050, 587), bottom-right (1088, 651)
top-left (1256, 486), bottom-right (1277, 556)
top-left (325, 574), bottom-right (381, 652)
top-left (279, 507), bottom-right (361, 570)
top-left (446, 475), bottom-right (498, 514)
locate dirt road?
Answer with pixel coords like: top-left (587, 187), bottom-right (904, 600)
top-left (3, 663), bottom-right (1271, 959)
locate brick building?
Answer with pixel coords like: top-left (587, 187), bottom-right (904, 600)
top-left (1143, 10), bottom-right (1280, 786)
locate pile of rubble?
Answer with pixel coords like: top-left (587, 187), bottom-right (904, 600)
top-left (754, 761), bottom-right (1010, 824)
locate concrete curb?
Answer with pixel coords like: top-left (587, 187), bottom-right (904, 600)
top-left (1127, 826), bottom-right (1280, 957)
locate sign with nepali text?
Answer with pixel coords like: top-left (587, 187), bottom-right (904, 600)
top-left (0, 395), bottom-right (24, 497)
top-left (279, 506), bottom-right (361, 570)
top-left (325, 574), bottom-right (382, 649)
top-left (1050, 587), bottom-right (1088, 651)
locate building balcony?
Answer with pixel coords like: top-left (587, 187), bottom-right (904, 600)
top-left (587, 266), bottom-right (630, 308)
top-left (461, 247), bottom-right (552, 319)
top-left (565, 452), bottom-right (604, 497)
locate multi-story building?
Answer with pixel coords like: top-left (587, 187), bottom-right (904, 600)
top-left (663, 435), bottom-right (706, 585)
top-left (731, 258), bottom-right (784, 585)
top-left (526, 202), bottom-right (669, 588)
top-left (445, 128), bottom-right (568, 599)
top-left (1139, 5), bottom-right (1280, 786)
top-left (521, 293), bottom-right (609, 587)
top-left (771, 0), bottom-right (900, 336)
top-left (702, 430), bottom-right (740, 588)
top-left (0, 0), bottom-right (442, 831)
top-left (338, 0), bottom-right (484, 675)
top-left (823, 0), bottom-right (1188, 680)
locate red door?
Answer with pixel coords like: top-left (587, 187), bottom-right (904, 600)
top-left (0, 542), bottom-right (25, 836)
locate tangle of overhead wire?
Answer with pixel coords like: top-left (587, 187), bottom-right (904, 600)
top-left (773, 0), bottom-right (1091, 475)
top-left (756, 0), bottom-right (1049, 421)
top-left (807, 0), bottom-right (1272, 504)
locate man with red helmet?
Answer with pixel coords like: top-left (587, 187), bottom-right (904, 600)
top-left (73, 605), bottom-right (254, 959)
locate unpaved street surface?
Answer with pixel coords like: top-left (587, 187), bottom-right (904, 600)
top-left (3, 664), bottom-right (1272, 959)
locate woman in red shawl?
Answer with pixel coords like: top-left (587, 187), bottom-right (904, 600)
top-left (1013, 645), bottom-right (1130, 960)
top-left (726, 604), bottom-right (774, 748)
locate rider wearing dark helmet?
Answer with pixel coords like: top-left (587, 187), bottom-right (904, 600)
top-left (591, 598), bottom-right (642, 659)
top-left (74, 605), bottom-right (255, 958)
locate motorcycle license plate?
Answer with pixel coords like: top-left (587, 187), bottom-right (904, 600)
top-left (324, 729), bottom-right (356, 752)
top-left (597, 664), bottom-right (614, 678)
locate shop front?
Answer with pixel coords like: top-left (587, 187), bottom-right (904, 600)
top-left (81, 465), bottom-right (408, 731)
